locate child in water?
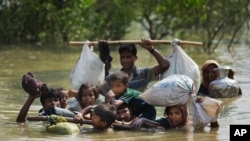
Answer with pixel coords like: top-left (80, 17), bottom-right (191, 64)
top-left (90, 104), bottom-right (116, 130)
top-left (57, 88), bottom-right (69, 109)
top-left (68, 83), bottom-right (99, 119)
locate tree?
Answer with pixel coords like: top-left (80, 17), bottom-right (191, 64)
top-left (203, 0), bottom-right (250, 53)
top-left (83, 0), bottom-right (135, 41)
top-left (134, 0), bottom-right (205, 40)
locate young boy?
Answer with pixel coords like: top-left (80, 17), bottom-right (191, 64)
top-left (108, 71), bottom-right (141, 107)
top-left (107, 71), bottom-right (156, 124)
top-left (16, 72), bottom-right (74, 122)
top-left (16, 87), bottom-right (62, 122)
top-left (73, 104), bottom-right (116, 130)
top-left (91, 104), bottom-right (116, 130)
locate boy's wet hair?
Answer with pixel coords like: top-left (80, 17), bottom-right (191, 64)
top-left (94, 104), bottom-right (116, 129)
top-left (117, 103), bottom-right (129, 111)
top-left (109, 71), bottom-right (129, 85)
top-left (40, 88), bottom-right (60, 105)
top-left (118, 44), bottom-right (137, 56)
top-left (77, 83), bottom-right (99, 102)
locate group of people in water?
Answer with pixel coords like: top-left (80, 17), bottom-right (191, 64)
top-left (16, 38), bottom-right (242, 132)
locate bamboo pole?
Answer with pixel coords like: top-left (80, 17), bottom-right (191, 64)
top-left (27, 116), bottom-right (150, 130)
top-left (69, 40), bottom-right (203, 47)
top-left (27, 116), bottom-right (92, 125)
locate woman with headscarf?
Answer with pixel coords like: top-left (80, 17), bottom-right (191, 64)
top-left (198, 60), bottom-right (242, 96)
top-left (198, 60), bottom-right (220, 96)
top-left (131, 105), bottom-right (191, 129)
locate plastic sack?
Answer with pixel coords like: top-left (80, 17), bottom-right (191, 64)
top-left (161, 45), bottom-right (200, 94)
top-left (50, 107), bottom-right (76, 118)
top-left (139, 74), bottom-right (194, 106)
top-left (46, 122), bottom-right (80, 135)
top-left (70, 42), bottom-right (105, 90)
top-left (192, 96), bottom-right (223, 128)
top-left (199, 96), bottom-right (223, 118)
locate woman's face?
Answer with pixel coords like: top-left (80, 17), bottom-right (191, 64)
top-left (203, 64), bottom-right (218, 84)
top-left (168, 107), bottom-right (183, 127)
top-left (80, 88), bottom-right (96, 108)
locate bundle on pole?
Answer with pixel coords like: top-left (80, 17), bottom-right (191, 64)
top-left (69, 40), bottom-right (203, 47)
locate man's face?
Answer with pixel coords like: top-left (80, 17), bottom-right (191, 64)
top-left (116, 107), bottom-right (131, 122)
top-left (120, 51), bottom-right (137, 69)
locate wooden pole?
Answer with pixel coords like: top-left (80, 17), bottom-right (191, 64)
top-left (69, 40), bottom-right (203, 47)
top-left (27, 116), bottom-right (92, 125)
top-left (27, 116), bottom-right (151, 130)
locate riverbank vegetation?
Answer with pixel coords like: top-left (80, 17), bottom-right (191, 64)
top-left (0, 0), bottom-right (249, 53)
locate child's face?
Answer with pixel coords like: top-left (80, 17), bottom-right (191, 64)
top-left (44, 98), bottom-right (60, 112)
top-left (80, 88), bottom-right (96, 108)
top-left (167, 107), bottom-right (183, 127)
top-left (59, 91), bottom-right (68, 108)
top-left (91, 112), bottom-right (106, 130)
top-left (110, 80), bottom-right (128, 97)
top-left (116, 107), bottom-right (131, 122)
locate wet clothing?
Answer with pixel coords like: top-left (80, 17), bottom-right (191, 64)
top-left (197, 84), bottom-right (209, 96)
top-left (128, 98), bottom-right (156, 120)
top-left (155, 117), bottom-right (171, 129)
top-left (115, 88), bottom-right (141, 104)
top-left (123, 66), bottom-right (157, 92)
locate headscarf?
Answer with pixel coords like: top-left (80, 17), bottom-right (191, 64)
top-left (201, 60), bottom-right (220, 88)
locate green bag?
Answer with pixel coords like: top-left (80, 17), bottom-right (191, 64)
top-left (46, 122), bottom-right (80, 135)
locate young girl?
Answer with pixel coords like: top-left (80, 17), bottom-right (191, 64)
top-left (131, 105), bottom-right (190, 129)
top-left (57, 88), bottom-right (69, 109)
top-left (68, 83), bottom-right (99, 120)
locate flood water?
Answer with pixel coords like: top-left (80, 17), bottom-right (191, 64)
top-left (0, 43), bottom-right (249, 141)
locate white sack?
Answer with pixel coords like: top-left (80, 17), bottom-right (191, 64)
top-left (199, 96), bottom-right (223, 118)
top-left (70, 42), bottom-right (105, 90)
top-left (162, 45), bottom-right (200, 94)
top-left (139, 74), bottom-right (194, 106)
top-left (192, 96), bottom-right (223, 128)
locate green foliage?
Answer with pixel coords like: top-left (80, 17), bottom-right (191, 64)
top-left (0, 0), bottom-right (249, 52)
top-left (83, 0), bottom-right (135, 40)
